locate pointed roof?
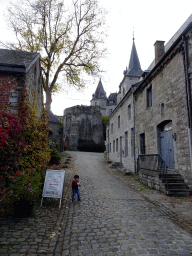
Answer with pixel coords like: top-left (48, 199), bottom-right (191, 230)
top-left (125, 39), bottom-right (143, 77)
top-left (49, 111), bottom-right (61, 123)
top-left (92, 79), bottom-right (107, 99)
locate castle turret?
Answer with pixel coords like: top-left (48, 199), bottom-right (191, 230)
top-left (90, 79), bottom-right (107, 115)
top-left (125, 38), bottom-right (143, 77)
top-left (117, 37), bottom-right (143, 104)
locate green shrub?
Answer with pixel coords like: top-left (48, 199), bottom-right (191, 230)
top-left (49, 140), bottom-right (62, 165)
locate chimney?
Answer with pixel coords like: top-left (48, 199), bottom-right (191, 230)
top-left (154, 41), bottom-right (165, 65)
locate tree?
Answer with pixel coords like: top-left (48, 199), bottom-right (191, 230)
top-left (2, 0), bottom-right (106, 112)
top-left (102, 115), bottom-right (109, 140)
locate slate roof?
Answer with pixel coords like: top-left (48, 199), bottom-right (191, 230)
top-left (49, 111), bottom-right (61, 123)
top-left (107, 93), bottom-right (117, 105)
top-left (0, 49), bottom-right (40, 73)
top-left (92, 79), bottom-right (107, 99)
top-left (125, 39), bottom-right (143, 77)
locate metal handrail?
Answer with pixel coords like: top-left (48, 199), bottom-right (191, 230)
top-left (137, 154), bottom-right (168, 177)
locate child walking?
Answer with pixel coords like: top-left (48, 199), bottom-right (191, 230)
top-left (72, 175), bottom-right (81, 202)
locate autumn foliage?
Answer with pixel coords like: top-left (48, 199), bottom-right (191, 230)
top-left (0, 95), bottom-right (50, 216)
top-left (19, 95), bottom-right (51, 170)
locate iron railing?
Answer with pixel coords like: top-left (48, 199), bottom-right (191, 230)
top-left (137, 154), bottom-right (168, 176)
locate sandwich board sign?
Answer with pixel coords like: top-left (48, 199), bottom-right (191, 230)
top-left (41, 169), bottom-right (65, 208)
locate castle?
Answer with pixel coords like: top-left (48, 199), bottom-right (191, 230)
top-left (90, 36), bottom-right (143, 116)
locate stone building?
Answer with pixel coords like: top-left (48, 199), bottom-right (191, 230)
top-left (106, 38), bottom-right (143, 173)
top-left (63, 105), bottom-right (104, 151)
top-left (90, 79), bottom-right (117, 116)
top-left (0, 49), bottom-right (42, 114)
top-left (134, 19), bottom-right (192, 186)
top-left (106, 14), bottom-right (192, 188)
top-left (49, 111), bottom-right (63, 151)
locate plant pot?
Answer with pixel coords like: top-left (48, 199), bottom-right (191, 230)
top-left (14, 200), bottom-right (34, 218)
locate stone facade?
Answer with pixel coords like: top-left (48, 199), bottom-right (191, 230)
top-left (134, 25), bottom-right (192, 186)
top-left (49, 111), bottom-right (63, 151)
top-left (106, 38), bottom-right (143, 173)
top-left (0, 49), bottom-right (42, 114)
top-left (106, 88), bottom-right (135, 172)
top-left (63, 105), bottom-right (104, 151)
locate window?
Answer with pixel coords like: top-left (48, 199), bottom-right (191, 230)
top-left (120, 136), bottom-right (122, 151)
top-left (125, 131), bottom-right (128, 157)
top-left (161, 103), bottom-right (165, 115)
top-left (111, 123), bottom-right (113, 134)
top-left (128, 104), bottom-right (131, 120)
top-left (109, 109), bottom-right (113, 115)
top-left (116, 138), bottom-right (118, 152)
top-left (140, 133), bottom-right (146, 154)
top-left (95, 102), bottom-right (97, 106)
top-left (147, 85), bottom-right (152, 108)
top-left (118, 115), bottom-right (120, 129)
top-left (131, 128), bottom-right (134, 157)
top-left (113, 140), bottom-right (115, 153)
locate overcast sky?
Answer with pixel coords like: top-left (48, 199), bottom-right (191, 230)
top-left (0, 0), bottom-right (192, 116)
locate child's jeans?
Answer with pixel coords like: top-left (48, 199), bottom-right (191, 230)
top-left (72, 189), bottom-right (80, 201)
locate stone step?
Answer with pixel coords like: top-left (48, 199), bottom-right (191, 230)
top-left (110, 162), bottom-right (123, 168)
top-left (166, 189), bottom-right (191, 196)
top-left (161, 178), bottom-right (184, 183)
top-left (159, 174), bottom-right (182, 179)
top-left (165, 183), bottom-right (189, 190)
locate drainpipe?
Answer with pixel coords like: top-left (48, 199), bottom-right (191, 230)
top-left (132, 85), bottom-right (136, 174)
top-left (107, 124), bottom-right (109, 160)
top-left (183, 35), bottom-right (192, 171)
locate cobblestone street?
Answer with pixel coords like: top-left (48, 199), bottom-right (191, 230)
top-left (1, 151), bottom-right (192, 256)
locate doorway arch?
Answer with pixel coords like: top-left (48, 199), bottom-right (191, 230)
top-left (157, 120), bottom-right (175, 169)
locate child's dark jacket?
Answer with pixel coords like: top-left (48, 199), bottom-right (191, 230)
top-left (72, 180), bottom-right (79, 190)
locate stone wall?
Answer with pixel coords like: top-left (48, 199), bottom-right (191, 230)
top-left (0, 60), bottom-right (42, 114)
top-left (107, 89), bottom-right (135, 173)
top-left (63, 105), bottom-right (104, 151)
top-left (90, 98), bottom-right (107, 116)
top-left (0, 72), bottom-right (22, 112)
top-left (49, 122), bottom-right (62, 147)
top-left (25, 60), bottom-right (42, 114)
top-left (138, 169), bottom-right (166, 193)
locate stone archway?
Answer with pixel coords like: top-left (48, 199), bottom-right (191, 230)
top-left (157, 120), bottom-right (175, 169)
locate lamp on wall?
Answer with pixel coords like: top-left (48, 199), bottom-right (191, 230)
top-left (172, 133), bottom-right (176, 141)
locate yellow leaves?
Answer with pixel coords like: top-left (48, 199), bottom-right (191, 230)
top-left (19, 94), bottom-right (50, 170)
top-left (172, 242), bottom-right (177, 244)
top-left (50, 231), bottom-right (56, 238)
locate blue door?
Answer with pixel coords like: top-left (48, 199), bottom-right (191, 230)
top-left (160, 129), bottom-right (175, 169)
